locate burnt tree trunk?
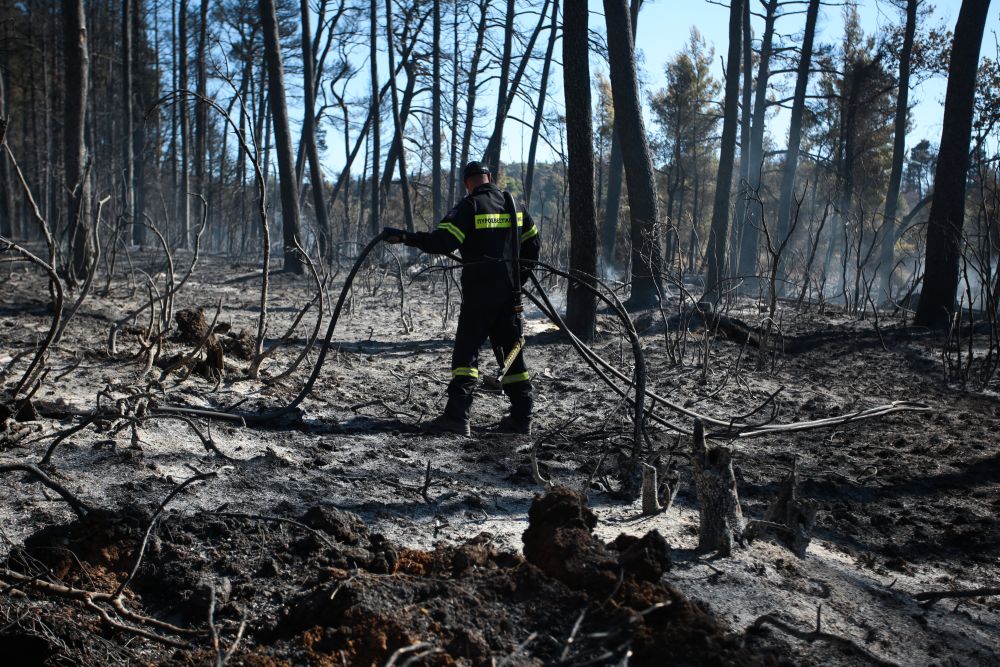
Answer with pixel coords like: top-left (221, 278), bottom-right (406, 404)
top-left (736, 0), bottom-right (778, 279)
top-left (691, 421), bottom-right (745, 556)
top-left (523, 0), bottom-right (559, 208)
top-left (368, 0), bottom-right (380, 236)
top-left (178, 0), bottom-right (190, 249)
top-left (703, 0), bottom-right (742, 304)
top-left (0, 64), bottom-right (13, 238)
top-left (431, 0), bottom-right (442, 224)
top-left (604, 0), bottom-right (661, 308)
top-left (599, 0), bottom-right (641, 276)
top-left (300, 0), bottom-right (331, 258)
top-left (482, 0), bottom-right (514, 176)
top-left (915, 0), bottom-right (992, 328)
top-left (62, 0), bottom-right (91, 279)
top-left (562, 0), bottom-right (598, 340)
top-left (775, 0), bottom-right (819, 288)
top-left (458, 1), bottom-right (490, 191)
top-left (878, 0), bottom-right (917, 302)
top-left (260, 0), bottom-right (304, 274)
top-left (383, 0), bottom-right (414, 234)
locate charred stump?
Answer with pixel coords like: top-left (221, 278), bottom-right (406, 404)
top-left (747, 459), bottom-right (817, 558)
top-left (691, 420), bottom-right (745, 556)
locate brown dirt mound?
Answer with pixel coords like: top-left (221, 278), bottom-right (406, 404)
top-left (174, 307), bottom-right (207, 343)
top-left (4, 493), bottom-right (778, 665)
top-left (222, 329), bottom-right (257, 360)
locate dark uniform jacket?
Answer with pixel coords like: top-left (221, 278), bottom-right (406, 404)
top-left (409, 183), bottom-right (540, 287)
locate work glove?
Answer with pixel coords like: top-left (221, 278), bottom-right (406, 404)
top-left (382, 227), bottom-right (410, 244)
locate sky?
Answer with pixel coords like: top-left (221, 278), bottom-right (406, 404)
top-left (308, 0), bottom-right (1000, 183)
top-left (623, 0), bottom-right (990, 147)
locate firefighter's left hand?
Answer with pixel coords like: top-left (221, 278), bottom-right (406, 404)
top-left (382, 227), bottom-right (409, 244)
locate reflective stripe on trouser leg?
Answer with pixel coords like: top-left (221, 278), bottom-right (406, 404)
top-left (445, 300), bottom-right (492, 421)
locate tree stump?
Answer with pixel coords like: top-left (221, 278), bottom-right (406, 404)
top-left (691, 420), bottom-right (745, 556)
top-left (753, 459), bottom-right (817, 558)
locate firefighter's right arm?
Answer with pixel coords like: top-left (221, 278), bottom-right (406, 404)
top-left (403, 202), bottom-right (471, 255)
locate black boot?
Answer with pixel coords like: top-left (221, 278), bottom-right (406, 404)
top-left (422, 414), bottom-right (472, 436)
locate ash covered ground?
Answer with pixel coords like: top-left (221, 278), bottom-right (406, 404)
top-left (1, 248), bottom-right (998, 666)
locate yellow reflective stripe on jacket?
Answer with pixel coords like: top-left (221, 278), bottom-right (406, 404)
top-left (520, 226), bottom-right (538, 242)
top-left (452, 366), bottom-right (479, 378)
top-left (473, 212), bottom-right (524, 229)
top-left (501, 371), bottom-right (530, 384)
top-left (437, 222), bottom-right (465, 242)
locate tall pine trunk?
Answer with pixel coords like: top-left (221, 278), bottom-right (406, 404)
top-left (599, 0), bottom-right (640, 276)
top-left (524, 0), bottom-right (559, 209)
top-left (603, 0), bottom-right (661, 308)
top-left (260, 0), bottom-right (304, 274)
top-left (878, 0), bottom-right (917, 302)
top-left (563, 0), bottom-right (598, 339)
top-left (194, 0), bottom-right (208, 208)
top-left (62, 0), bottom-right (91, 279)
top-left (736, 0), bottom-right (778, 279)
top-left (775, 0), bottom-right (819, 288)
top-left (483, 0), bottom-right (514, 176)
top-left (703, 0), bottom-right (743, 304)
top-left (384, 0), bottom-right (414, 234)
top-left (431, 0), bottom-right (442, 224)
top-left (368, 0), bottom-right (380, 236)
top-left (915, 0), bottom-right (992, 328)
top-left (0, 59), bottom-right (13, 239)
top-left (482, 0), bottom-right (551, 176)
top-left (178, 0), bottom-right (190, 249)
top-left (300, 0), bottom-right (331, 258)
top-left (458, 1), bottom-right (490, 189)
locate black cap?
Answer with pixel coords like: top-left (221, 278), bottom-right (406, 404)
top-left (462, 161), bottom-right (491, 181)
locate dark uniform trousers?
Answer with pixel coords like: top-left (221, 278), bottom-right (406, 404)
top-left (446, 291), bottom-right (532, 422)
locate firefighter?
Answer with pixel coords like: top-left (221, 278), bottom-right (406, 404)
top-left (383, 161), bottom-right (540, 436)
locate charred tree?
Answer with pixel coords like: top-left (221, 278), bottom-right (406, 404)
top-left (383, 0), bottom-right (414, 234)
top-left (914, 0), bottom-right (991, 328)
top-left (0, 64), bottom-right (12, 239)
top-left (260, 0), bottom-right (304, 274)
top-left (524, 0), bottom-right (559, 208)
top-left (562, 0), bottom-right (598, 340)
top-left (482, 0), bottom-right (515, 176)
top-left (458, 1), bottom-right (490, 192)
top-left (604, 0), bottom-right (661, 308)
top-left (432, 0), bottom-right (442, 224)
top-left (300, 0), bottom-right (331, 258)
top-left (369, 0), bottom-right (380, 236)
top-left (194, 0), bottom-right (208, 207)
top-left (691, 421), bottom-right (745, 556)
top-left (483, 0), bottom-right (552, 178)
top-left (62, 0), bottom-right (91, 279)
top-left (122, 0), bottom-right (135, 243)
top-left (178, 0), bottom-right (190, 249)
top-left (703, 0), bottom-right (743, 304)
top-left (736, 0), bottom-right (778, 279)
top-left (878, 0), bottom-right (918, 301)
top-left (774, 0), bottom-right (820, 286)
top-left (599, 0), bottom-right (641, 275)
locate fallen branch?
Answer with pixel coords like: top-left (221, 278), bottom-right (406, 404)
top-left (748, 611), bottom-right (898, 667)
top-left (0, 237), bottom-right (64, 398)
top-left (0, 463), bottom-right (91, 517)
top-left (913, 587), bottom-right (1000, 606)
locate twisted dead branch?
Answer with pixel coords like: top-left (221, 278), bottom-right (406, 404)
top-left (0, 463), bottom-right (92, 517)
top-left (0, 237), bottom-right (64, 399)
top-left (54, 194), bottom-right (111, 344)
